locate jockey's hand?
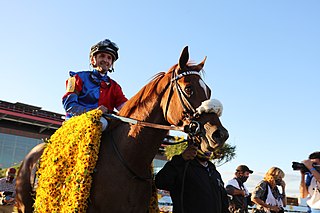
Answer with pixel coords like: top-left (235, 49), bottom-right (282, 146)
top-left (97, 105), bottom-right (110, 114)
top-left (182, 145), bottom-right (198, 161)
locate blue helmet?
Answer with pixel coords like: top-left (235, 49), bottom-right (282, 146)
top-left (90, 39), bottom-right (119, 62)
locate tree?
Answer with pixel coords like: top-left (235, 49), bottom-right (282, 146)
top-left (164, 136), bottom-right (236, 166)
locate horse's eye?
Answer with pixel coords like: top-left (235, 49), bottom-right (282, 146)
top-left (184, 86), bottom-right (193, 97)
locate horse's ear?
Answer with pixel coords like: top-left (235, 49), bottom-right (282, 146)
top-left (197, 56), bottom-right (207, 70)
top-left (177, 46), bottom-right (189, 73)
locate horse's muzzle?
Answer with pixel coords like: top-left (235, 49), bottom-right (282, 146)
top-left (205, 125), bottom-right (229, 150)
top-left (212, 127), bottom-right (229, 144)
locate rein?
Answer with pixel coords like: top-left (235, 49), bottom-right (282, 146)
top-left (104, 113), bottom-right (184, 131)
top-left (104, 70), bottom-right (209, 183)
top-left (104, 113), bottom-right (202, 136)
top-left (109, 133), bottom-right (152, 182)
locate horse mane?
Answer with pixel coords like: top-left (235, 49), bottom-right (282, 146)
top-left (119, 62), bottom-right (205, 118)
top-left (119, 67), bottom-right (174, 118)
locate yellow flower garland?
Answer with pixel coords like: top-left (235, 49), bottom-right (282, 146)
top-left (34, 109), bottom-right (103, 213)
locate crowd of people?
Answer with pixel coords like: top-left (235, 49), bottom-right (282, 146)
top-left (156, 145), bottom-right (320, 213)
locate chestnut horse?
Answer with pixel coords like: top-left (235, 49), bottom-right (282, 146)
top-left (15, 46), bottom-right (229, 213)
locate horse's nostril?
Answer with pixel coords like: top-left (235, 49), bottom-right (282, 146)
top-left (213, 129), bottom-right (221, 139)
top-left (212, 129), bottom-right (229, 141)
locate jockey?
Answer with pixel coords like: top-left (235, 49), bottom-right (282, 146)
top-left (62, 38), bottom-right (128, 130)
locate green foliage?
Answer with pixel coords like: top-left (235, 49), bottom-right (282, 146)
top-left (211, 143), bottom-right (237, 166)
top-left (164, 141), bottom-right (188, 160)
top-left (0, 168), bottom-right (4, 178)
top-left (164, 136), bottom-right (236, 166)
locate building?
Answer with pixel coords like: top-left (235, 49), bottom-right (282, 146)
top-left (0, 100), bottom-right (168, 170)
top-left (0, 100), bottom-right (64, 168)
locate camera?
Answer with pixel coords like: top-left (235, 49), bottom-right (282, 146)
top-left (292, 162), bottom-right (320, 173)
top-left (292, 162), bottom-right (310, 173)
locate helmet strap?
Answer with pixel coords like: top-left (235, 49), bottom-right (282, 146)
top-left (108, 64), bottom-right (115, 72)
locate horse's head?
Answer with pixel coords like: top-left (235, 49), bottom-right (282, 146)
top-left (162, 46), bottom-right (229, 152)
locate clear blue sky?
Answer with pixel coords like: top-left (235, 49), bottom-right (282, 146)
top-left (1, 1), bottom-right (319, 197)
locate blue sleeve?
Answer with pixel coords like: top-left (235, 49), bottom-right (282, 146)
top-left (306, 173), bottom-right (313, 187)
top-left (62, 93), bottom-right (92, 118)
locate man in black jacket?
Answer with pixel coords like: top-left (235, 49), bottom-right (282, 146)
top-left (155, 144), bottom-right (229, 213)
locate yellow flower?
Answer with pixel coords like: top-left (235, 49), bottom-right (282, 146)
top-left (34, 109), bottom-right (102, 213)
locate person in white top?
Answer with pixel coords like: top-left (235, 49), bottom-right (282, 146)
top-left (251, 167), bottom-right (286, 213)
top-left (300, 151), bottom-right (320, 213)
top-left (0, 168), bottom-right (16, 213)
top-left (226, 165), bottom-right (254, 213)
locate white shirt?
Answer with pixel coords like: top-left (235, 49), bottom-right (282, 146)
top-left (307, 176), bottom-right (320, 209)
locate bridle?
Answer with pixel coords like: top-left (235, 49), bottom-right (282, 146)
top-left (166, 69), bottom-right (214, 145)
top-left (106, 69), bottom-right (212, 181)
top-left (105, 69), bottom-right (207, 136)
top-left (164, 70), bottom-right (200, 121)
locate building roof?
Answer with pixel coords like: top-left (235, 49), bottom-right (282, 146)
top-left (0, 100), bottom-right (64, 133)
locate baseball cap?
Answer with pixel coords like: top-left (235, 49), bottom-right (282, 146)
top-left (236, 165), bottom-right (253, 174)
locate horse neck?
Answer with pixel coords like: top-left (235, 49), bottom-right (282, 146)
top-left (126, 103), bottom-right (169, 161)
top-left (110, 118), bottom-right (168, 177)
top-left (116, 84), bottom-right (171, 171)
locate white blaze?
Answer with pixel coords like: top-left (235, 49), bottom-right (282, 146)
top-left (199, 79), bottom-right (209, 99)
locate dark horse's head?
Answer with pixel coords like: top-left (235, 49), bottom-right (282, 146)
top-left (161, 46), bottom-right (229, 152)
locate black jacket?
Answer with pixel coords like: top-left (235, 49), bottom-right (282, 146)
top-left (155, 155), bottom-right (229, 213)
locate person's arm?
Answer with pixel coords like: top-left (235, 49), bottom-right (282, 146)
top-left (279, 179), bottom-right (287, 207)
top-left (299, 171), bottom-right (309, 198)
top-left (303, 159), bottom-right (320, 183)
top-left (62, 75), bottom-right (92, 116)
top-left (225, 185), bottom-right (246, 197)
top-left (155, 155), bottom-right (185, 191)
top-left (251, 196), bottom-right (281, 212)
top-left (113, 82), bottom-right (128, 111)
top-left (155, 145), bottom-right (197, 191)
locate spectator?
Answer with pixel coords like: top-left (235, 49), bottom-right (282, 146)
top-left (0, 168), bottom-right (16, 213)
top-left (299, 151), bottom-right (320, 213)
top-left (226, 165), bottom-right (254, 213)
top-left (251, 167), bottom-right (286, 213)
top-left (155, 144), bottom-right (229, 213)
